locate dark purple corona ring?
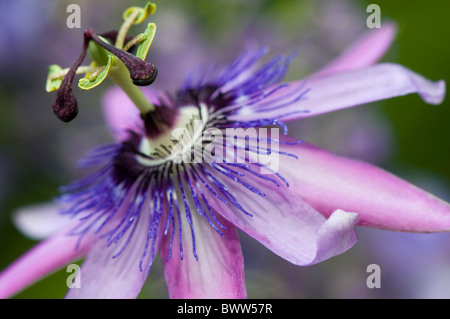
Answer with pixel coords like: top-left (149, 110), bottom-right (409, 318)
top-left (59, 48), bottom-right (309, 271)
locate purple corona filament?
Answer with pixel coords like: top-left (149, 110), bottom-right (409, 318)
top-left (59, 49), bottom-right (306, 266)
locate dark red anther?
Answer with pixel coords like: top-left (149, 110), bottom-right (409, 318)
top-left (52, 31), bottom-right (90, 122)
top-left (86, 29), bottom-right (158, 86)
top-left (52, 29), bottom-right (158, 122)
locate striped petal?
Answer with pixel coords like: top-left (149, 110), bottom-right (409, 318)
top-left (65, 205), bottom-right (162, 299)
top-left (196, 162), bottom-right (359, 266)
top-left (160, 213), bottom-right (246, 299)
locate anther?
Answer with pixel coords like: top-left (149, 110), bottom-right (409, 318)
top-left (52, 28), bottom-right (158, 122)
top-left (52, 31), bottom-right (90, 122)
top-left (86, 29), bottom-right (158, 86)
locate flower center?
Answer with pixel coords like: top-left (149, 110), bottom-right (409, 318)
top-left (137, 104), bottom-right (209, 167)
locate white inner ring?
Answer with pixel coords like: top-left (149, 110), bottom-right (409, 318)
top-left (136, 103), bottom-right (209, 167)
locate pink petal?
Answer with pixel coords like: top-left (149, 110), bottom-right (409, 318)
top-left (65, 209), bottom-right (161, 299)
top-left (12, 202), bottom-right (72, 240)
top-left (101, 87), bottom-right (142, 142)
top-left (198, 163), bottom-right (359, 266)
top-left (278, 140), bottom-right (450, 232)
top-left (312, 22), bottom-right (396, 77)
top-left (160, 214), bottom-right (247, 299)
top-left (0, 228), bottom-right (93, 299)
top-left (101, 87), bottom-right (161, 142)
top-left (228, 63), bottom-right (446, 123)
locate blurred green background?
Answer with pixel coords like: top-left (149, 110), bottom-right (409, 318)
top-left (0, 0), bottom-right (449, 298)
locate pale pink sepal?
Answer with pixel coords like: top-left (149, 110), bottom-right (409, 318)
top-left (228, 63), bottom-right (446, 123)
top-left (160, 213), bottom-right (247, 299)
top-left (0, 229), bottom-right (93, 299)
top-left (12, 202), bottom-right (72, 240)
top-left (312, 22), bottom-right (397, 77)
top-left (279, 141), bottom-right (450, 232)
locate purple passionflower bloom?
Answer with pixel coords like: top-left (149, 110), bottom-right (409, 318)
top-left (0, 14), bottom-right (449, 299)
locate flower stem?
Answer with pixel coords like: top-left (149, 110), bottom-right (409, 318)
top-left (109, 60), bottom-right (155, 114)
